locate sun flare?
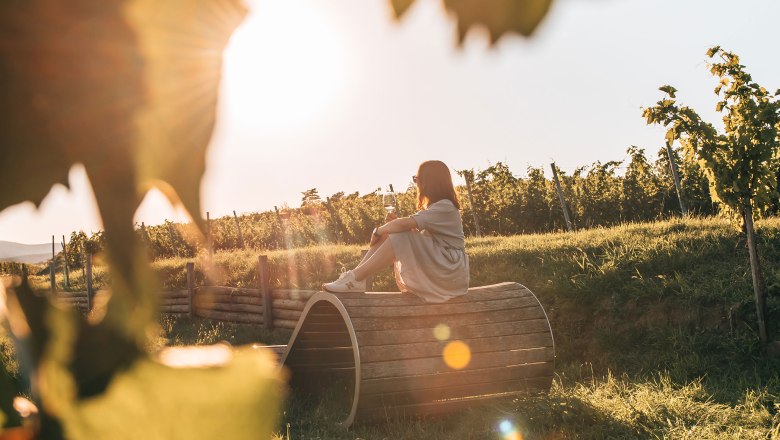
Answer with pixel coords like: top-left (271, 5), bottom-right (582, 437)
top-left (221, 0), bottom-right (350, 133)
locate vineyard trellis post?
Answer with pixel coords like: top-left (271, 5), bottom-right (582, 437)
top-left (325, 197), bottom-right (342, 243)
top-left (61, 235), bottom-right (69, 288)
top-left (233, 210), bottom-right (245, 249)
top-left (141, 221), bottom-right (150, 243)
top-left (665, 140), bottom-right (687, 217)
top-left (50, 235), bottom-right (55, 292)
top-left (463, 170), bottom-right (482, 238)
top-left (86, 253), bottom-right (94, 311)
top-left (186, 262), bottom-right (195, 318)
top-left (166, 220), bottom-right (179, 257)
top-left (550, 162), bottom-right (573, 232)
top-left (274, 206), bottom-right (285, 248)
top-left (206, 211), bottom-right (214, 259)
top-left (389, 184), bottom-right (401, 216)
top-left (743, 200), bottom-right (767, 343)
top-left (258, 255), bottom-right (273, 330)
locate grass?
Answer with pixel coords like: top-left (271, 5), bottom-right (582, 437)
top-left (269, 368), bottom-right (779, 439)
top-left (10, 216), bottom-right (780, 438)
top-left (521, 370), bottom-right (779, 439)
top-left (153, 316), bottom-right (291, 349)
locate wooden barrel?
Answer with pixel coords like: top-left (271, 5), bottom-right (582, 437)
top-left (280, 282), bottom-right (554, 427)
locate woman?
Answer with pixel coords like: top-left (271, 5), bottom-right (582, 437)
top-left (323, 160), bottom-right (469, 303)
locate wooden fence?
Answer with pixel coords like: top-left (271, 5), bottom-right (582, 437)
top-left (49, 255), bottom-right (344, 330)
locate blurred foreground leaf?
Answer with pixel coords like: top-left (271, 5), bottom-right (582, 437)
top-left (63, 347), bottom-right (283, 440)
top-left (5, 281), bottom-right (283, 439)
top-left (0, 0), bottom-right (260, 437)
top-left (390, 0), bottom-right (553, 43)
top-left (0, 0), bottom-right (246, 342)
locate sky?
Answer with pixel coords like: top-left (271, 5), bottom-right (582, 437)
top-left (1, 0), bottom-right (778, 244)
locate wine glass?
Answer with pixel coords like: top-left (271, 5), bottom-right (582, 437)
top-left (382, 191), bottom-right (396, 215)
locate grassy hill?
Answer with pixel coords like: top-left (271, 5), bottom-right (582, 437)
top-left (12, 216), bottom-right (780, 438)
top-left (0, 240), bottom-right (61, 264)
top-left (142, 216), bottom-right (780, 362)
top-left (151, 216), bottom-right (780, 438)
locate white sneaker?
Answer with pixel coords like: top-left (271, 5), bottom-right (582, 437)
top-left (323, 270), bottom-right (366, 293)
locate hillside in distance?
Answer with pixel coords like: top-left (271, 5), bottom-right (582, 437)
top-left (0, 240), bottom-right (62, 263)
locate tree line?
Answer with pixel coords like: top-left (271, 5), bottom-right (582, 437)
top-left (58, 144), bottom-right (742, 263)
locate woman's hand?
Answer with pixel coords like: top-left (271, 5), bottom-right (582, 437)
top-left (384, 212), bottom-right (398, 223)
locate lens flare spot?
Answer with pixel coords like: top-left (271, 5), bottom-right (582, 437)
top-left (499, 420), bottom-right (513, 434)
top-left (442, 340), bottom-right (471, 370)
top-left (158, 343), bottom-right (232, 368)
top-left (13, 397), bottom-right (38, 418)
top-left (433, 323), bottom-right (451, 341)
top-left (498, 421), bottom-right (523, 440)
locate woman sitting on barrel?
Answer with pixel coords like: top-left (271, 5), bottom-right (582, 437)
top-left (323, 160), bottom-right (469, 303)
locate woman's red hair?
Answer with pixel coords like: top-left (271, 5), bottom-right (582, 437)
top-left (416, 160), bottom-right (461, 210)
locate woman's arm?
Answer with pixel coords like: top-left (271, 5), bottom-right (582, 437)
top-left (377, 216), bottom-right (418, 235)
top-left (369, 216), bottom-right (418, 246)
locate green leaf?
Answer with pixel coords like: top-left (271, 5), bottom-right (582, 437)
top-left (642, 108), bottom-right (655, 124)
top-left (706, 45), bottom-right (721, 58)
top-left (659, 85), bottom-right (677, 98)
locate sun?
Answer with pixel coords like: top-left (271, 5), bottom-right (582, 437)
top-left (221, 0), bottom-right (350, 134)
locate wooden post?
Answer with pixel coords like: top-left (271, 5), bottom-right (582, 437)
top-left (388, 184), bottom-right (401, 216)
top-left (166, 220), bottom-right (178, 256)
top-left (50, 235), bottom-right (56, 292)
top-left (206, 211), bottom-right (213, 259)
top-left (325, 197), bottom-right (342, 243)
top-left (274, 206), bottom-right (285, 248)
top-left (186, 262), bottom-right (195, 318)
top-left (61, 235), bottom-right (69, 288)
top-left (141, 221), bottom-right (150, 244)
top-left (463, 171), bottom-right (482, 238)
top-left (361, 250), bottom-right (374, 292)
top-left (665, 140), bottom-right (687, 217)
top-left (86, 253), bottom-right (94, 312)
top-left (258, 255), bottom-right (273, 330)
top-left (233, 210), bottom-right (245, 249)
top-left (550, 162), bottom-right (573, 232)
top-left (744, 203), bottom-right (767, 344)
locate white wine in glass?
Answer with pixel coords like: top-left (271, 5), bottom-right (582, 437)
top-left (382, 192), bottom-right (396, 214)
